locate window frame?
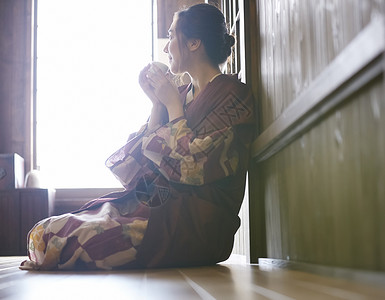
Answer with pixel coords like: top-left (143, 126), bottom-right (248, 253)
top-left (31, 0), bottom-right (155, 199)
top-left (30, 0), bottom-right (154, 212)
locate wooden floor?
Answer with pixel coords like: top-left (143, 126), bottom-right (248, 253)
top-left (1, 255), bottom-right (385, 299)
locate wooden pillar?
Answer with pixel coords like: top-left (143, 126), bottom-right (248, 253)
top-left (0, 0), bottom-right (34, 172)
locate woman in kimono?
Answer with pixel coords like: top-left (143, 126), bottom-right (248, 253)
top-left (21, 3), bottom-right (256, 270)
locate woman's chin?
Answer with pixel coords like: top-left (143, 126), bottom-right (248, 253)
top-left (168, 61), bottom-right (178, 74)
top-left (168, 63), bottom-right (175, 73)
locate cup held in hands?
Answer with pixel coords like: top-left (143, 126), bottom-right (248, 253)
top-left (148, 61), bottom-right (169, 74)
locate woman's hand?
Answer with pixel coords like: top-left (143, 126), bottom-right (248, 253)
top-left (143, 64), bottom-right (184, 122)
top-left (139, 64), bottom-right (160, 105)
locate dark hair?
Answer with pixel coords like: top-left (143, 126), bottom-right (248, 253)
top-left (176, 3), bottom-right (235, 65)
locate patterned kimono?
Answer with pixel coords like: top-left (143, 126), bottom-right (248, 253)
top-left (21, 74), bottom-right (256, 270)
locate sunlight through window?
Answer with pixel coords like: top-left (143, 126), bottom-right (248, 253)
top-left (36, 0), bottom-right (153, 188)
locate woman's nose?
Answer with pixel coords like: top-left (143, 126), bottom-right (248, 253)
top-left (163, 41), bottom-right (169, 53)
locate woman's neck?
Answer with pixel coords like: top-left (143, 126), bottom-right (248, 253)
top-left (189, 64), bottom-right (221, 98)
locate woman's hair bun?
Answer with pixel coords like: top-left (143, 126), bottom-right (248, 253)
top-left (225, 34), bottom-right (235, 48)
top-left (221, 33), bottom-right (235, 60)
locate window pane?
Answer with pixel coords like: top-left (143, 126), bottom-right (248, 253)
top-left (36, 0), bottom-right (152, 188)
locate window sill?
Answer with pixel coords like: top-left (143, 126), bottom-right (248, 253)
top-left (53, 187), bottom-right (125, 215)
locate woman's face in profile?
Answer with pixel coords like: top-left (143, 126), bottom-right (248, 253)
top-left (164, 17), bottom-right (183, 74)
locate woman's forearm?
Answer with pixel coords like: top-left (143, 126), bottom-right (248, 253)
top-left (148, 104), bottom-right (167, 131)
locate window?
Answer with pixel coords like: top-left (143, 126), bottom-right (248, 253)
top-left (36, 0), bottom-right (153, 188)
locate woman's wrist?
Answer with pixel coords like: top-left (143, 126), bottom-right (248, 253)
top-left (148, 104), bottom-right (167, 130)
top-left (168, 106), bottom-right (184, 122)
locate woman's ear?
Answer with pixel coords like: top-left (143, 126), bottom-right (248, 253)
top-left (187, 38), bottom-right (201, 52)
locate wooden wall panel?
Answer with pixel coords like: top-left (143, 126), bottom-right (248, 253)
top-left (249, 0), bottom-right (385, 274)
top-left (259, 0), bottom-right (383, 130)
top-left (0, 190), bottom-right (21, 255)
top-left (262, 76), bottom-right (385, 270)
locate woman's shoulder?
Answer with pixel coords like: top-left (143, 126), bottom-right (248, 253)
top-left (213, 74), bottom-right (251, 96)
top-left (215, 74), bottom-right (247, 87)
top-left (219, 73), bottom-right (242, 82)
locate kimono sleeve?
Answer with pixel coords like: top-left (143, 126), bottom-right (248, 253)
top-left (142, 118), bottom-right (242, 185)
top-left (105, 123), bottom-right (151, 189)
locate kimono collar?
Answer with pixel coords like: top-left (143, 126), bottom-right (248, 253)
top-left (186, 73), bottom-right (223, 106)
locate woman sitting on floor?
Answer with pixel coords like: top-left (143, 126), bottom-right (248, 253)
top-left (21, 3), bottom-right (256, 270)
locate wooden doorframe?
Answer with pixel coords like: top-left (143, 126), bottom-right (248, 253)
top-left (221, 0), bottom-right (266, 262)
